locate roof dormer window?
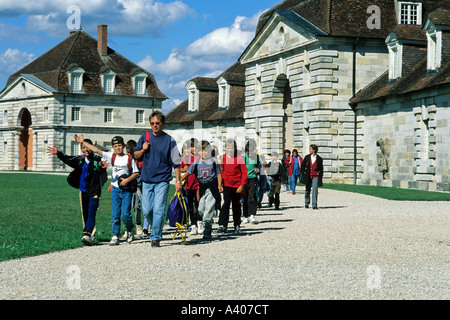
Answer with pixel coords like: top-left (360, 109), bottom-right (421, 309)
top-left (398, 2), bottom-right (422, 25)
top-left (386, 34), bottom-right (403, 82)
top-left (101, 70), bottom-right (116, 94)
top-left (424, 19), bottom-right (442, 73)
top-left (68, 67), bottom-right (84, 92)
top-left (217, 77), bottom-right (230, 110)
top-left (132, 71), bottom-right (148, 96)
top-left (186, 81), bottom-right (199, 113)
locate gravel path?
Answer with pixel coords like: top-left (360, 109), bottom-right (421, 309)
top-left (1, 188), bottom-right (449, 300)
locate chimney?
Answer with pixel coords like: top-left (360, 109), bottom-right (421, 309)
top-left (97, 24), bottom-right (108, 55)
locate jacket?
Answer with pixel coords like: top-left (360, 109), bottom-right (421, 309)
top-left (266, 161), bottom-right (284, 181)
top-left (284, 155), bottom-right (302, 176)
top-left (57, 152), bottom-right (108, 197)
top-left (300, 154), bottom-right (324, 187)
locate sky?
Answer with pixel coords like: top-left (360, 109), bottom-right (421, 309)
top-left (0, 0), bottom-right (280, 113)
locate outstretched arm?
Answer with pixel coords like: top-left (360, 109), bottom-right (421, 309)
top-left (74, 134), bottom-right (103, 156)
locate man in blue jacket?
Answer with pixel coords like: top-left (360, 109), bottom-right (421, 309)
top-left (134, 110), bottom-right (182, 247)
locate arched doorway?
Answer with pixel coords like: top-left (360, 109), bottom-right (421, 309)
top-left (273, 75), bottom-right (293, 153)
top-left (19, 108), bottom-right (33, 170)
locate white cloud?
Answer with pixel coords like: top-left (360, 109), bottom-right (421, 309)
top-left (0, 49), bottom-right (36, 86)
top-left (139, 10), bottom-right (263, 114)
top-left (1, 0), bottom-right (193, 37)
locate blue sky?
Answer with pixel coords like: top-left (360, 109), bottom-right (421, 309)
top-left (0, 0), bottom-right (279, 113)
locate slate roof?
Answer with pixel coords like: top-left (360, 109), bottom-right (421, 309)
top-left (350, 8), bottom-right (450, 106)
top-left (165, 62), bottom-right (245, 124)
top-left (256, 0), bottom-right (448, 39)
top-left (3, 30), bottom-right (167, 99)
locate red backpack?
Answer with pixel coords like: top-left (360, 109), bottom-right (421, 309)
top-left (136, 131), bottom-right (151, 170)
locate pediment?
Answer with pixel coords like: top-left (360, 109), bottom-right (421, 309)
top-left (240, 10), bottom-right (326, 63)
top-left (0, 74), bottom-right (56, 100)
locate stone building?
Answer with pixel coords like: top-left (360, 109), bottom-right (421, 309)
top-left (165, 62), bottom-right (247, 152)
top-left (0, 25), bottom-right (166, 171)
top-left (350, 9), bottom-right (450, 192)
top-left (238, 0), bottom-right (446, 184)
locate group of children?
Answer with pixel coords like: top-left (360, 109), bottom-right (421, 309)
top-left (48, 134), bottom-right (303, 246)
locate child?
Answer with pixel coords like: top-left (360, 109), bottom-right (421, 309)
top-left (217, 139), bottom-right (247, 234)
top-left (242, 139), bottom-right (261, 224)
top-left (267, 151), bottom-right (285, 210)
top-left (125, 140), bottom-right (145, 239)
top-left (74, 134), bottom-right (139, 245)
top-left (46, 138), bottom-right (108, 246)
top-left (281, 150), bottom-right (291, 192)
top-left (285, 149), bottom-right (302, 195)
top-left (182, 140), bottom-right (222, 239)
top-left (180, 138), bottom-right (201, 235)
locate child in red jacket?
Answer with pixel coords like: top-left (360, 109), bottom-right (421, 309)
top-left (217, 139), bottom-right (247, 234)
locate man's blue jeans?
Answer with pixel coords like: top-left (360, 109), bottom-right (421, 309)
top-left (111, 186), bottom-right (134, 236)
top-left (142, 181), bottom-right (170, 241)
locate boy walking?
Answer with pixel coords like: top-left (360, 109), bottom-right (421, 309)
top-left (47, 138), bottom-right (108, 246)
top-left (182, 141), bottom-right (222, 239)
top-left (217, 139), bottom-right (247, 234)
top-left (267, 152), bottom-right (285, 210)
top-left (75, 134), bottom-right (139, 245)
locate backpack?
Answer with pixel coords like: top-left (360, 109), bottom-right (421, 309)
top-left (136, 131), bottom-right (151, 170)
top-left (166, 190), bottom-right (189, 228)
top-left (111, 153), bottom-right (138, 193)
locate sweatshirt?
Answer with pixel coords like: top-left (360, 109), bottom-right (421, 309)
top-left (220, 154), bottom-right (247, 188)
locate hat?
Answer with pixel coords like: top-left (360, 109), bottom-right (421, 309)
top-left (271, 151), bottom-right (278, 157)
top-left (111, 136), bottom-right (125, 146)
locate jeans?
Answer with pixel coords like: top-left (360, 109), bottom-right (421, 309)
top-left (243, 178), bottom-right (257, 217)
top-left (305, 177), bottom-right (319, 208)
top-left (289, 173), bottom-right (301, 192)
top-left (111, 187), bottom-right (134, 236)
top-left (219, 186), bottom-right (242, 228)
top-left (80, 192), bottom-right (99, 237)
top-left (142, 181), bottom-right (170, 241)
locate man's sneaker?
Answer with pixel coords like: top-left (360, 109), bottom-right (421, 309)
top-left (126, 231), bottom-right (134, 243)
top-left (216, 226), bottom-right (227, 233)
top-left (120, 231), bottom-right (128, 241)
top-left (109, 235), bottom-right (119, 246)
top-left (135, 225), bottom-right (144, 239)
top-left (197, 221), bottom-right (204, 234)
top-left (151, 240), bottom-right (160, 247)
top-left (190, 225), bottom-right (198, 235)
top-left (249, 215), bottom-right (258, 224)
top-left (82, 235), bottom-right (93, 246)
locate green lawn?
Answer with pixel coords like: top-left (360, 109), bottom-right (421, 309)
top-left (322, 183), bottom-right (450, 201)
top-left (0, 173), bottom-right (175, 262)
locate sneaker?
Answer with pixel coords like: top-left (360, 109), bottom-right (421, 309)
top-left (313, 206), bottom-right (318, 210)
top-left (190, 225), bottom-right (198, 235)
top-left (109, 235), bottom-right (119, 246)
top-left (242, 217), bottom-right (249, 224)
top-left (234, 225), bottom-right (241, 234)
top-left (292, 191), bottom-right (296, 195)
top-left (135, 225), bottom-right (144, 239)
top-left (216, 226), bottom-right (227, 233)
top-left (151, 240), bottom-right (160, 247)
top-left (197, 221), bottom-right (204, 234)
top-left (203, 226), bottom-right (212, 239)
top-left (249, 215), bottom-right (258, 224)
top-left (82, 235), bottom-right (93, 246)
top-left (120, 231), bottom-right (128, 241)
top-left (126, 231), bottom-right (134, 243)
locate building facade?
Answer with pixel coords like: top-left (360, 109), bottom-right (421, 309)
top-left (0, 25), bottom-right (167, 171)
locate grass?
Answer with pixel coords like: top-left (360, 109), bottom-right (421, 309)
top-left (0, 173), bottom-right (175, 262)
top-left (322, 183), bottom-right (450, 201)
top-left (1, 173), bottom-right (448, 262)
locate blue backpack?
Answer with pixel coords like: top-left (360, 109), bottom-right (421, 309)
top-left (166, 190), bottom-right (189, 227)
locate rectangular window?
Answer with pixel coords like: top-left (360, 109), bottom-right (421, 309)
top-left (104, 108), bottom-right (113, 123)
top-left (136, 79), bottom-right (145, 95)
top-left (398, 2), bottom-right (422, 25)
top-left (136, 110), bottom-right (144, 124)
top-left (43, 107), bottom-right (49, 122)
top-left (71, 107), bottom-right (80, 121)
top-left (3, 109), bottom-right (7, 124)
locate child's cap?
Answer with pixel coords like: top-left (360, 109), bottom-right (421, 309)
top-left (271, 151), bottom-right (278, 157)
top-left (111, 136), bottom-right (125, 146)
